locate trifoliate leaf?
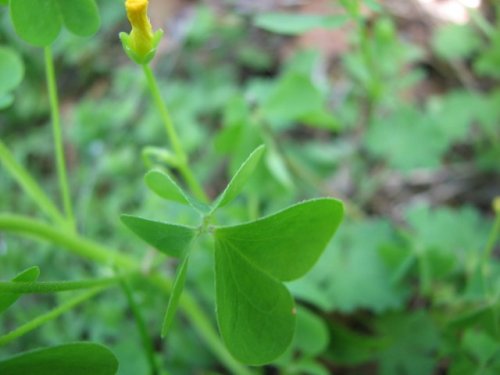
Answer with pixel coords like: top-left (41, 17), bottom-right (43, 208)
top-left (212, 145), bottom-right (265, 211)
top-left (10, 0), bottom-right (100, 46)
top-left (213, 198), bottom-right (343, 364)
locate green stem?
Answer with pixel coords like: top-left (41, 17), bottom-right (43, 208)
top-left (0, 140), bottom-right (66, 226)
top-left (0, 214), bottom-right (136, 270)
top-left (0, 277), bottom-right (120, 294)
top-left (0, 214), bottom-right (251, 375)
top-left (0, 287), bottom-right (103, 347)
top-left (147, 274), bottom-right (251, 375)
top-left (141, 64), bottom-right (208, 202)
top-left (44, 47), bottom-right (74, 229)
top-left (120, 279), bottom-right (159, 375)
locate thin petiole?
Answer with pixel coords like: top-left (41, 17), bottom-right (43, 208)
top-left (0, 140), bottom-right (66, 226)
top-left (120, 279), bottom-right (160, 375)
top-left (141, 64), bottom-right (208, 203)
top-left (0, 287), bottom-right (104, 347)
top-left (0, 276), bottom-right (121, 294)
top-left (44, 46), bottom-right (75, 230)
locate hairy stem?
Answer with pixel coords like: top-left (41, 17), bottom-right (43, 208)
top-left (0, 277), bottom-right (121, 294)
top-left (121, 279), bottom-right (160, 375)
top-left (142, 64), bottom-right (208, 202)
top-left (0, 140), bottom-right (66, 226)
top-left (44, 47), bottom-right (74, 229)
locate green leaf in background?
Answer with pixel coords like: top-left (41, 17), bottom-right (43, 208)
top-left (376, 311), bottom-right (440, 375)
top-left (290, 220), bottom-right (409, 312)
top-left (292, 307), bottom-right (329, 357)
top-left (10, 0), bottom-right (100, 46)
top-left (461, 329), bottom-right (500, 367)
top-left (366, 106), bottom-right (449, 171)
top-left (56, 0), bottom-right (100, 36)
top-left (427, 90), bottom-right (488, 142)
top-left (121, 215), bottom-right (196, 258)
top-left (0, 266), bottom-right (40, 314)
top-left (161, 255), bottom-right (190, 337)
top-left (474, 32), bottom-right (500, 79)
top-left (254, 13), bottom-right (348, 36)
top-left (0, 46), bottom-right (24, 110)
top-left (432, 24), bottom-right (481, 61)
top-left (0, 0), bottom-right (8, 6)
top-left (214, 198), bottom-right (343, 364)
top-left (261, 72), bottom-right (328, 127)
top-left (215, 198), bottom-right (343, 281)
top-left (212, 145), bottom-right (265, 210)
top-left (405, 204), bottom-right (489, 260)
top-left (0, 342), bottom-right (119, 375)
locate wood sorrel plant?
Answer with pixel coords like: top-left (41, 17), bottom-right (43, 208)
top-left (0, 0), bottom-right (343, 372)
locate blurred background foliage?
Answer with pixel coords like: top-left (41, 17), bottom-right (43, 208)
top-left (1, 0), bottom-right (500, 374)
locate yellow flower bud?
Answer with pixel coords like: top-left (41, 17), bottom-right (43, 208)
top-left (125, 0), bottom-right (154, 58)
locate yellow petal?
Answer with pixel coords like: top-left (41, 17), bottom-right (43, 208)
top-left (125, 0), bottom-right (154, 57)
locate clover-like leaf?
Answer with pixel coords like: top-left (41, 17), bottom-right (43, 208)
top-left (121, 215), bottom-right (196, 258)
top-left (212, 145), bottom-right (265, 211)
top-left (145, 170), bottom-right (190, 205)
top-left (213, 198), bottom-right (343, 364)
top-left (0, 266), bottom-right (40, 315)
top-left (10, 0), bottom-right (100, 47)
top-left (0, 342), bottom-right (118, 375)
top-left (215, 198), bottom-right (343, 281)
top-left (144, 170), bottom-right (209, 213)
top-left (215, 240), bottom-right (295, 365)
top-left (0, 46), bottom-right (24, 110)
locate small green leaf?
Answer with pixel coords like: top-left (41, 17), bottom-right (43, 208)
top-left (121, 215), bottom-right (196, 258)
top-left (145, 170), bottom-right (190, 205)
top-left (215, 240), bottom-right (295, 365)
top-left (10, 0), bottom-right (62, 46)
top-left (57, 0), bottom-right (100, 37)
top-left (432, 24), bottom-right (481, 61)
top-left (0, 266), bottom-right (40, 314)
top-left (261, 73), bottom-right (325, 125)
top-left (144, 170), bottom-right (210, 214)
top-left (0, 342), bottom-right (118, 375)
top-left (212, 145), bottom-right (265, 211)
top-left (293, 307), bottom-right (329, 357)
top-left (462, 329), bottom-right (500, 366)
top-left (265, 147), bottom-right (294, 189)
top-left (9, 0), bottom-right (100, 46)
top-left (0, 46), bottom-right (24, 94)
top-left (255, 13), bottom-right (348, 35)
top-left (161, 255), bottom-right (190, 337)
top-left (215, 198), bottom-right (343, 281)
